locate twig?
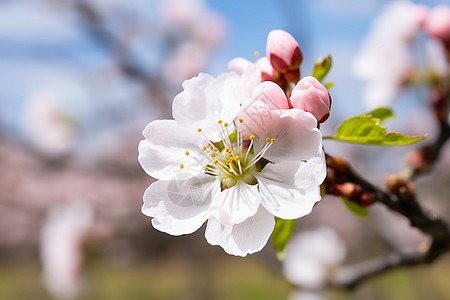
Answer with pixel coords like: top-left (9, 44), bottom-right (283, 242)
top-left (325, 154), bottom-right (450, 289)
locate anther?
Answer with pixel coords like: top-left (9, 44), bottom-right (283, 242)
top-left (213, 159), bottom-right (219, 164)
top-left (224, 122), bottom-right (229, 127)
top-left (266, 138), bottom-right (271, 142)
top-left (202, 146), bottom-right (207, 151)
top-left (250, 135), bottom-right (255, 140)
top-left (180, 164), bottom-right (184, 169)
top-left (218, 120), bottom-right (223, 124)
top-left (271, 138), bottom-right (276, 142)
top-left (185, 151), bottom-right (189, 155)
top-left (198, 128), bottom-right (202, 132)
top-left (239, 119), bottom-right (243, 123)
top-left (210, 153), bottom-right (216, 158)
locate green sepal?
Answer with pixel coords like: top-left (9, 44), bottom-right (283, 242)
top-left (311, 55), bottom-right (332, 82)
top-left (272, 217), bottom-right (296, 260)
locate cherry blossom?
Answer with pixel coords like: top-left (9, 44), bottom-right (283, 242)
top-left (138, 66), bottom-right (326, 256)
top-left (40, 203), bottom-right (93, 300)
top-left (283, 227), bottom-right (346, 289)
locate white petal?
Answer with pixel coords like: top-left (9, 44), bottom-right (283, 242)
top-left (238, 102), bottom-right (322, 162)
top-left (210, 181), bottom-right (261, 225)
top-left (172, 72), bottom-right (238, 141)
top-left (138, 120), bottom-right (208, 180)
top-left (256, 151), bottom-right (325, 219)
top-left (142, 175), bottom-right (219, 236)
top-left (205, 206), bottom-right (275, 257)
top-left (228, 57), bottom-right (253, 75)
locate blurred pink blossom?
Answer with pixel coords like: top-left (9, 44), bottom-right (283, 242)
top-left (40, 202), bottom-right (94, 299)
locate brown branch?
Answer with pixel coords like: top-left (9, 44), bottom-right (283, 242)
top-left (325, 154), bottom-right (450, 289)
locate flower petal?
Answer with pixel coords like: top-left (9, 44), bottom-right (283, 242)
top-left (205, 206), bottom-right (275, 257)
top-left (256, 150), bottom-right (325, 219)
top-left (172, 69), bottom-right (259, 141)
top-left (138, 119), bottom-right (209, 180)
top-left (238, 102), bottom-right (322, 162)
top-left (210, 181), bottom-right (261, 225)
top-left (142, 174), bottom-right (219, 236)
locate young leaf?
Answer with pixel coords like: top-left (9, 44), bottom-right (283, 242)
top-left (272, 217), bottom-right (296, 260)
top-left (324, 82), bottom-right (334, 91)
top-left (311, 55), bottom-right (332, 82)
top-left (363, 107), bottom-right (394, 123)
top-left (342, 197), bottom-right (368, 217)
top-left (324, 108), bottom-right (426, 145)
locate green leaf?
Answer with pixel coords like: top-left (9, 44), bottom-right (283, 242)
top-left (325, 108), bottom-right (426, 145)
top-left (324, 82), bottom-right (334, 91)
top-left (342, 197), bottom-right (368, 217)
top-left (272, 218), bottom-right (296, 260)
top-left (363, 107), bottom-right (394, 123)
top-left (311, 55), bottom-right (332, 82)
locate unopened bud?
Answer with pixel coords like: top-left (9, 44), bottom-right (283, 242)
top-left (256, 57), bottom-right (287, 89)
top-left (266, 29), bottom-right (303, 73)
top-left (251, 81), bottom-right (290, 109)
top-left (290, 76), bottom-right (332, 123)
top-left (385, 175), bottom-right (415, 202)
top-left (424, 5), bottom-right (450, 42)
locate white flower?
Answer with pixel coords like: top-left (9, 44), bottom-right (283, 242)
top-left (138, 66), bottom-right (326, 256)
top-left (352, 1), bottom-right (423, 108)
top-left (23, 90), bottom-right (77, 157)
top-left (283, 227), bottom-right (346, 289)
top-left (40, 203), bottom-right (93, 300)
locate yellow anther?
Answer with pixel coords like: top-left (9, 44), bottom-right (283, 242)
top-left (204, 167), bottom-right (209, 171)
top-left (235, 156), bottom-right (241, 160)
top-left (207, 145), bottom-right (211, 149)
top-left (254, 51), bottom-right (260, 57)
top-left (213, 159), bottom-right (219, 164)
top-left (202, 146), bottom-right (207, 151)
top-left (213, 148), bottom-right (218, 152)
top-left (271, 138), bottom-right (276, 142)
top-left (249, 135), bottom-right (255, 140)
top-left (197, 128), bottom-right (202, 132)
top-left (210, 153), bottom-right (216, 158)
top-left (185, 151), bottom-right (189, 155)
top-left (180, 164), bottom-right (184, 169)
top-left (224, 122), bottom-right (229, 127)
top-left (239, 118), bottom-right (243, 123)
top-left (266, 138), bottom-right (271, 142)
top-left (218, 120), bottom-right (223, 124)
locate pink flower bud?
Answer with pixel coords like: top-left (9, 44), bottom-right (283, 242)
top-left (289, 76), bottom-right (331, 123)
top-left (425, 5), bottom-right (450, 42)
top-left (255, 57), bottom-right (287, 89)
top-left (266, 30), bottom-right (303, 73)
top-left (251, 81), bottom-right (290, 110)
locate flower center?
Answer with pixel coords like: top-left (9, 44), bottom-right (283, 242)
top-left (182, 119), bottom-right (275, 190)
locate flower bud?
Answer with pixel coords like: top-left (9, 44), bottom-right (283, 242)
top-left (251, 81), bottom-right (290, 110)
top-left (266, 29), bottom-right (303, 73)
top-left (289, 76), bottom-right (331, 123)
top-left (424, 5), bottom-right (450, 42)
top-left (255, 57), bottom-right (287, 89)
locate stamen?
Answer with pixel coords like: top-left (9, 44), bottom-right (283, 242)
top-left (244, 137), bottom-right (276, 171)
top-left (202, 146), bottom-right (207, 151)
top-left (180, 164), bottom-right (184, 169)
top-left (198, 128), bottom-right (202, 132)
top-left (185, 151), bottom-right (189, 155)
top-left (218, 120), bottom-right (223, 124)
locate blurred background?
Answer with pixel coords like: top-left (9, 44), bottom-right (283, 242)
top-left (1, 0), bottom-right (450, 299)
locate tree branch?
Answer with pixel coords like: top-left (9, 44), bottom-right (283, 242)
top-left (325, 154), bottom-right (450, 289)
